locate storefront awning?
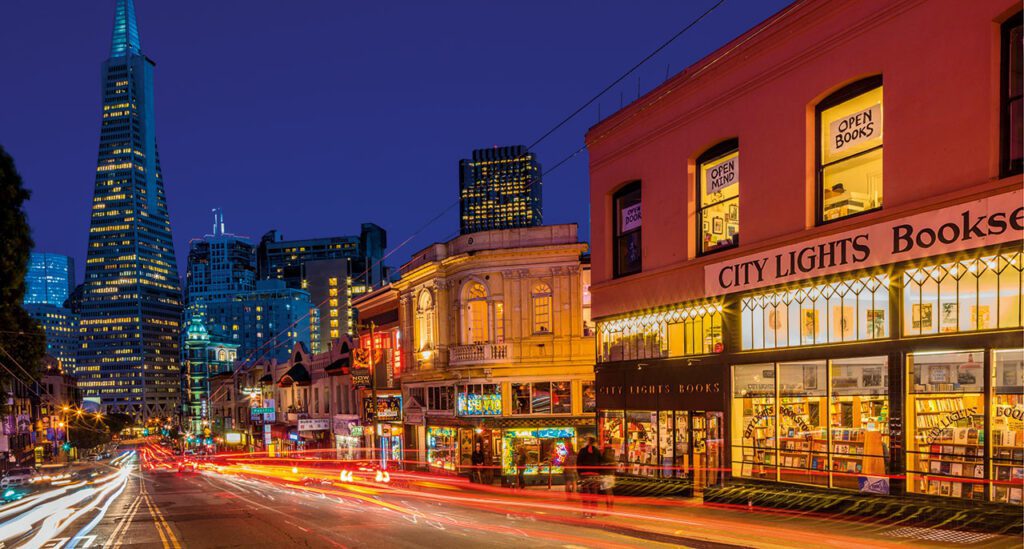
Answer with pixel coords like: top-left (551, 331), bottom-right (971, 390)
top-left (259, 373), bottom-right (273, 383)
top-left (325, 356), bottom-right (350, 376)
top-left (278, 364), bottom-right (311, 387)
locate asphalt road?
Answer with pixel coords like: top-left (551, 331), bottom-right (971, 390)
top-left (3, 455), bottom-right (672, 548)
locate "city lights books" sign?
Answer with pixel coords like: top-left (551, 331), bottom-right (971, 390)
top-left (704, 189), bottom-right (1023, 295)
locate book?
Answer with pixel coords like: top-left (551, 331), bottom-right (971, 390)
top-left (950, 463), bottom-right (963, 476)
top-left (954, 428), bottom-right (967, 444)
top-left (939, 481), bottom-right (952, 496)
top-left (1010, 487), bottom-right (1023, 504)
top-left (951, 482), bottom-right (963, 498)
top-left (973, 464), bottom-right (985, 478)
top-left (929, 460), bottom-right (941, 473)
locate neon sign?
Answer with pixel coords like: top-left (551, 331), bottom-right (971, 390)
top-left (456, 393), bottom-right (502, 416)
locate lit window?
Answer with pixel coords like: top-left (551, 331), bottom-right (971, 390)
top-left (818, 76), bottom-right (883, 223)
top-left (697, 140), bottom-right (739, 255)
top-left (613, 182), bottom-right (642, 277)
top-left (531, 283), bottom-right (552, 334)
top-left (415, 290), bottom-right (435, 352)
top-left (461, 282), bottom-right (490, 344)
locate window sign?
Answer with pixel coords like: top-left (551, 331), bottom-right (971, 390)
top-left (705, 155), bottom-right (739, 195)
top-left (828, 103), bottom-right (882, 155)
top-left (621, 203), bottom-right (642, 233)
top-left (456, 392), bottom-right (502, 416)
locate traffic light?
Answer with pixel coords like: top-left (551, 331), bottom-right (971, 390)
top-left (62, 442), bottom-right (71, 452)
top-left (142, 428), bottom-right (150, 436)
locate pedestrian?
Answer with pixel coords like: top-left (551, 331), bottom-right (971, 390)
top-left (515, 445), bottom-right (528, 489)
top-left (562, 440), bottom-right (579, 500)
top-left (470, 441), bottom-right (485, 484)
top-left (577, 437), bottom-right (601, 517)
top-left (600, 444), bottom-right (617, 510)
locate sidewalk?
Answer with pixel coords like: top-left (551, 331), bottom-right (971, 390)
top-left (445, 481), bottom-right (1022, 548)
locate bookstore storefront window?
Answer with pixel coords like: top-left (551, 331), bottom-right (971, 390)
top-left (597, 302), bottom-right (723, 362)
top-left (732, 358), bottom-right (890, 491)
top-left (907, 349), bottom-right (1023, 504)
top-left (598, 409), bottom-right (723, 482)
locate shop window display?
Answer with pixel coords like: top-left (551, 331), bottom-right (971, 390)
top-left (902, 252), bottom-right (1023, 337)
top-left (427, 426), bottom-right (458, 471)
top-left (501, 427), bottom-right (575, 476)
top-left (817, 77), bottom-right (883, 223)
top-left (741, 275), bottom-right (889, 350)
top-left (599, 411), bottom-right (626, 462)
top-left (907, 351), bottom-right (986, 500)
top-left (733, 358), bottom-right (889, 490)
top-left (581, 381), bottom-right (597, 413)
top-left (732, 364), bottom-right (778, 481)
top-left (627, 411), bottom-right (658, 474)
top-left (597, 302), bottom-right (723, 362)
top-left (829, 357), bottom-right (890, 491)
top-left (511, 381), bottom-right (571, 414)
top-left (992, 349), bottom-right (1023, 505)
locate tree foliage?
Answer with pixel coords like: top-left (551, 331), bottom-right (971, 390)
top-left (0, 145), bottom-right (45, 406)
top-left (104, 412), bottom-right (134, 434)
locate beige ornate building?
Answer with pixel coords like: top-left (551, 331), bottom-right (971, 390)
top-left (393, 224), bottom-right (595, 482)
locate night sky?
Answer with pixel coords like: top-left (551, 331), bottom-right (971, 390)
top-left (2, 0), bottom-right (789, 282)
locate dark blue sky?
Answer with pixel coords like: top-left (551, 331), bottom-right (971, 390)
top-left (2, 0), bottom-right (789, 281)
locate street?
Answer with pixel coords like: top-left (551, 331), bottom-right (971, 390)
top-left (1, 446), bottom-right (1020, 548)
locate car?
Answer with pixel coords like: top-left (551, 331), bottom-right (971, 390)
top-left (178, 461), bottom-right (196, 474)
top-left (1, 467), bottom-right (37, 487)
top-left (338, 462), bottom-right (391, 484)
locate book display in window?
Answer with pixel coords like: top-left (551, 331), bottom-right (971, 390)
top-left (829, 395), bottom-right (889, 489)
top-left (908, 394), bottom-right (987, 501)
top-left (778, 397), bottom-right (828, 486)
top-left (992, 394), bottom-right (1024, 505)
top-left (739, 398), bottom-right (777, 480)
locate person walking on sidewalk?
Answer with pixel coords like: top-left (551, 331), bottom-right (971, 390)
top-left (577, 437), bottom-right (602, 517)
top-left (515, 445), bottom-right (528, 489)
top-left (600, 444), bottom-right (617, 510)
top-left (563, 441), bottom-right (579, 500)
top-left (471, 442), bottom-right (486, 484)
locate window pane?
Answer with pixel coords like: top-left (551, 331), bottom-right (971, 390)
top-left (732, 364), bottom-right (777, 480)
top-left (778, 361), bottom-right (828, 486)
top-left (581, 382), bottom-right (596, 413)
top-left (551, 381), bottom-right (571, 414)
top-left (700, 197), bottom-right (739, 254)
top-left (616, 231), bottom-right (642, 276)
top-left (822, 148), bottom-right (883, 221)
top-left (821, 86), bottom-right (883, 164)
top-left (993, 349), bottom-right (1023, 504)
top-left (599, 411), bottom-right (625, 462)
top-left (512, 383), bottom-right (530, 415)
top-left (907, 351), bottom-right (986, 500)
top-left (830, 357), bottom-right (890, 491)
top-left (532, 382), bottom-right (551, 414)
top-left (627, 410), bottom-right (658, 469)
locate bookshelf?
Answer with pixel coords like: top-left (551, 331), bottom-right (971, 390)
top-left (908, 393), bottom-right (987, 501)
top-left (992, 395), bottom-right (1024, 505)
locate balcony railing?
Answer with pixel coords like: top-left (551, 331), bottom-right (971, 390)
top-left (448, 342), bottom-right (512, 365)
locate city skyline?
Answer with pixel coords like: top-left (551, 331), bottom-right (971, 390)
top-left (2, 0), bottom-right (791, 284)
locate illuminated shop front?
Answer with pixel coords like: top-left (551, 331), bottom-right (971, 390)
top-left (595, 359), bottom-right (726, 492)
top-left (500, 427), bottom-right (575, 476)
top-left (427, 426), bottom-right (458, 471)
top-left (721, 247), bottom-right (1024, 504)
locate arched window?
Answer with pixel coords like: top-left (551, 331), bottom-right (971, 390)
top-left (415, 290), bottom-right (435, 352)
top-left (817, 76), bottom-right (883, 224)
top-left (462, 282), bottom-right (490, 344)
top-left (532, 283), bottom-right (553, 334)
top-left (697, 139), bottom-right (739, 255)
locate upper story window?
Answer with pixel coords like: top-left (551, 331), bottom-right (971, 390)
top-left (461, 281), bottom-right (490, 344)
top-left (613, 182), bottom-right (642, 277)
top-left (697, 140), bottom-right (739, 255)
top-left (532, 283), bottom-right (553, 334)
top-left (415, 290), bottom-right (435, 352)
top-left (1002, 11), bottom-right (1023, 177)
top-left (817, 76), bottom-right (883, 224)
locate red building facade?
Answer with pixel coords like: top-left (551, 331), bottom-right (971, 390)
top-left (588, 0), bottom-right (1023, 505)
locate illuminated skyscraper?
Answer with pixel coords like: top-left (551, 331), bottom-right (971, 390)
top-left (184, 209), bottom-right (256, 327)
top-left (78, 0), bottom-right (182, 419)
top-left (23, 252), bottom-right (75, 306)
top-left (459, 145), bottom-right (542, 235)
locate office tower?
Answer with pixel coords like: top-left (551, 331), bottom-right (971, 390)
top-left (24, 304), bottom-right (78, 375)
top-left (78, 0), bottom-right (182, 419)
top-left (23, 253), bottom-right (75, 306)
top-left (184, 209), bottom-right (256, 325)
top-left (459, 145), bottom-right (542, 235)
top-left (256, 224), bottom-right (387, 350)
top-left (204, 280), bottom-right (314, 364)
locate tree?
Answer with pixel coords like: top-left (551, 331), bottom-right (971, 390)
top-left (0, 145), bottom-right (45, 409)
top-left (104, 413), bottom-right (134, 435)
top-left (70, 421), bottom-right (111, 452)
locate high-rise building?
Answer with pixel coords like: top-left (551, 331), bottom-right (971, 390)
top-left (184, 209), bottom-right (256, 325)
top-left (24, 304), bottom-right (78, 375)
top-left (459, 145), bottom-right (542, 235)
top-left (78, 0), bottom-right (182, 419)
top-left (256, 224), bottom-right (387, 351)
top-left (204, 280), bottom-right (314, 364)
top-left (23, 253), bottom-right (75, 306)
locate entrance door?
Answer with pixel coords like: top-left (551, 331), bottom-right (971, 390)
top-left (691, 411), bottom-right (724, 495)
